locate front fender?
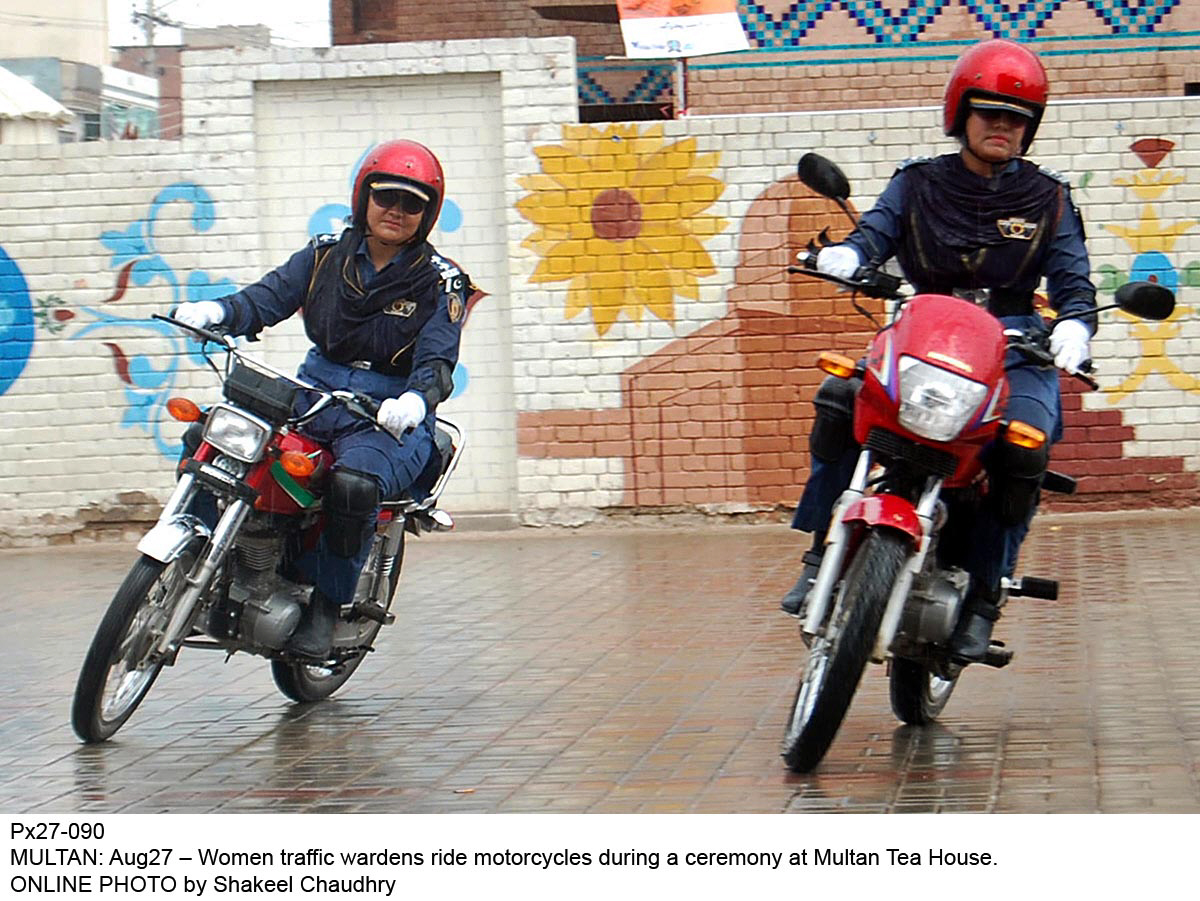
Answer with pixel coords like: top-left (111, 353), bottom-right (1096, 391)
top-left (840, 495), bottom-right (923, 548)
top-left (136, 513), bottom-right (211, 563)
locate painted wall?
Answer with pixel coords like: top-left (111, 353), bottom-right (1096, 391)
top-left (509, 109), bottom-right (1200, 523)
top-left (0, 37), bottom-right (1196, 543)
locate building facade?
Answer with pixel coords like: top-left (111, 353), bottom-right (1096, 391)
top-left (332, 2), bottom-right (1200, 118)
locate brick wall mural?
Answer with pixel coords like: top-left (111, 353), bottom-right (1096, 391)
top-left (0, 38), bottom-right (1197, 542)
top-left (510, 115), bottom-right (1200, 522)
top-left (0, 245), bottom-right (35, 397)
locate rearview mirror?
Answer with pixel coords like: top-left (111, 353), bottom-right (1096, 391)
top-left (797, 153), bottom-right (850, 204)
top-left (1114, 280), bottom-right (1175, 321)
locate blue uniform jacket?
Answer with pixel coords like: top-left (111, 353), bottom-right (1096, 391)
top-left (214, 232), bottom-right (467, 411)
top-left (843, 158), bottom-right (1097, 331)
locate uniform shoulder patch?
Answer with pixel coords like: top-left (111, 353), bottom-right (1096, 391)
top-left (896, 156), bottom-right (935, 172)
top-left (1038, 165), bottom-right (1071, 186)
top-left (429, 253), bottom-right (462, 280)
top-left (309, 232), bottom-right (339, 247)
top-left (430, 252), bottom-right (468, 310)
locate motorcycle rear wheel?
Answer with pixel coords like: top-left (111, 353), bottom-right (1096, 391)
top-left (889, 657), bottom-right (960, 725)
top-left (72, 553), bottom-right (193, 743)
top-left (270, 530), bottom-right (403, 703)
top-left (782, 529), bottom-right (907, 773)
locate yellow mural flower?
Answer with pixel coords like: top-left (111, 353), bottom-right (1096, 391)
top-left (516, 124), bottom-right (728, 336)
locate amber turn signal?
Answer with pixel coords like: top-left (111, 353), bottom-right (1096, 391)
top-left (817, 352), bottom-right (858, 379)
top-left (1004, 420), bottom-right (1046, 449)
top-left (166, 397), bottom-right (202, 422)
top-left (279, 450), bottom-right (317, 478)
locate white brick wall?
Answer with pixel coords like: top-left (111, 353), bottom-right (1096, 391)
top-left (0, 37), bottom-right (1197, 542)
top-left (0, 37), bottom-right (575, 543)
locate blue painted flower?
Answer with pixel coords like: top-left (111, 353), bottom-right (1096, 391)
top-left (1130, 251), bottom-right (1179, 293)
top-left (0, 246), bottom-right (35, 396)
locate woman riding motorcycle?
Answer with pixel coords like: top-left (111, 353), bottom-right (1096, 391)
top-left (782, 40), bottom-right (1098, 665)
top-left (174, 139), bottom-right (473, 660)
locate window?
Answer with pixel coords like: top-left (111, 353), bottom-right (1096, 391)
top-left (352, 0), bottom-right (393, 32)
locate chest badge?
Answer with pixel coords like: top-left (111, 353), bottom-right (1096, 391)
top-left (997, 218), bottom-right (1038, 241)
top-left (384, 299), bottom-right (417, 318)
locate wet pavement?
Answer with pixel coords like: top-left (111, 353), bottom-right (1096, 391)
top-left (2, 509), bottom-right (1199, 814)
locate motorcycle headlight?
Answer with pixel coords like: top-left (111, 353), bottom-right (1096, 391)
top-left (896, 356), bottom-right (988, 442)
top-left (202, 404), bottom-right (272, 462)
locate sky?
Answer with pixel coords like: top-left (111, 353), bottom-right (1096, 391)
top-left (108, 0), bottom-right (331, 48)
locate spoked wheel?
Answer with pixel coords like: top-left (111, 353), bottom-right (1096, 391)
top-left (72, 553), bottom-right (195, 743)
top-left (271, 529), bottom-right (403, 703)
top-left (889, 657), bottom-right (960, 725)
top-left (782, 529), bottom-right (908, 773)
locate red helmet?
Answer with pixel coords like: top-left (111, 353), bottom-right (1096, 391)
top-left (943, 39), bottom-right (1048, 154)
top-left (351, 139), bottom-right (445, 242)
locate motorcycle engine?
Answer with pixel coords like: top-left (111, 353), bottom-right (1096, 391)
top-left (900, 568), bottom-right (968, 645)
top-left (239, 582), bottom-right (305, 649)
top-left (226, 531), bottom-right (305, 650)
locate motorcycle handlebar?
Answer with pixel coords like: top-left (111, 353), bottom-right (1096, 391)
top-left (153, 312), bottom-right (236, 348)
top-left (1003, 329), bottom-right (1099, 391)
top-left (789, 250), bottom-right (904, 300)
top-left (156, 313), bottom-right (389, 426)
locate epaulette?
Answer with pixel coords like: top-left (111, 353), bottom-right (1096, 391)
top-left (430, 253), bottom-right (466, 295)
top-left (896, 156), bottom-right (935, 172)
top-left (309, 232), bottom-right (339, 247)
top-left (1038, 165), bottom-right (1071, 186)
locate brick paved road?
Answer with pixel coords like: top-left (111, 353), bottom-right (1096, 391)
top-left (2, 510), bottom-right (1198, 813)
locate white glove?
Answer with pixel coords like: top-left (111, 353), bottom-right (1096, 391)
top-left (1049, 319), bottom-right (1090, 374)
top-left (816, 244), bottom-right (862, 280)
top-left (175, 300), bottom-right (225, 330)
top-left (377, 392), bottom-right (426, 437)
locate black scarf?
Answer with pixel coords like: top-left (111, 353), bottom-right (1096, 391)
top-left (303, 228), bottom-right (442, 370)
top-left (897, 154), bottom-right (1063, 297)
top-left (907, 154), bottom-right (1060, 250)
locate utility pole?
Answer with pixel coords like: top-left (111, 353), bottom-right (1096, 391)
top-left (131, 0), bottom-right (181, 77)
top-left (127, 1), bottom-right (180, 139)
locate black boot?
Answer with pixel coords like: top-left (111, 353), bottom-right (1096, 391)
top-left (947, 589), bottom-right (1002, 665)
top-left (781, 549), bottom-right (825, 617)
top-left (285, 588), bottom-right (340, 660)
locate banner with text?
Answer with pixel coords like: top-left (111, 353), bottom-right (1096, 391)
top-left (617, 0), bottom-right (749, 59)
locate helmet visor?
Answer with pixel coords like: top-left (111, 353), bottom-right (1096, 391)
top-left (369, 179), bottom-right (431, 203)
top-left (968, 96), bottom-right (1035, 119)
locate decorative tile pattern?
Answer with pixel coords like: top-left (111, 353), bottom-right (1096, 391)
top-left (738, 0), bottom-right (1183, 47)
top-left (577, 64), bottom-right (675, 106)
top-left (1083, 0), bottom-right (1180, 33)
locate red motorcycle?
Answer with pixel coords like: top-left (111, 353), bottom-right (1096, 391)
top-left (781, 154), bottom-right (1175, 772)
top-left (72, 317), bottom-right (464, 743)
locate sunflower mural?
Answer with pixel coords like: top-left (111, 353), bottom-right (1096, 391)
top-left (517, 124), bottom-right (728, 336)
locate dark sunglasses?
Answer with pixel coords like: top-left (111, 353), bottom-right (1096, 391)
top-left (371, 189), bottom-right (426, 215)
top-left (972, 107), bottom-right (1030, 127)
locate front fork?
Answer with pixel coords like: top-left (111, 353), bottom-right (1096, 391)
top-left (801, 449), bottom-right (942, 662)
top-left (800, 450), bottom-right (873, 637)
top-left (139, 473), bottom-right (252, 660)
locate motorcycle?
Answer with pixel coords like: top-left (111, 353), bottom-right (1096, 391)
top-left (71, 316), bottom-right (465, 743)
top-left (780, 154), bottom-right (1175, 772)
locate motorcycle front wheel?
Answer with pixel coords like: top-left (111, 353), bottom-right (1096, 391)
top-left (889, 657), bottom-right (960, 725)
top-left (72, 553), bottom-right (194, 743)
top-left (782, 528), bottom-right (907, 773)
top-left (270, 530), bottom-right (403, 703)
